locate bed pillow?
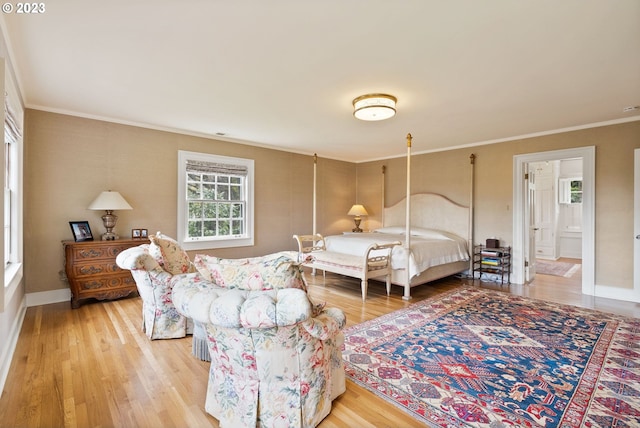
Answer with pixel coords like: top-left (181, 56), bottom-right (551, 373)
top-left (408, 227), bottom-right (453, 240)
top-left (194, 253), bottom-right (307, 291)
top-left (374, 226), bottom-right (453, 240)
top-left (373, 226), bottom-right (406, 234)
top-left (148, 232), bottom-right (193, 275)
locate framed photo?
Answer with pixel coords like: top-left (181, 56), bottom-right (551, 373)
top-left (69, 221), bottom-right (93, 242)
top-left (140, 229), bottom-right (148, 238)
top-left (132, 229), bottom-right (142, 239)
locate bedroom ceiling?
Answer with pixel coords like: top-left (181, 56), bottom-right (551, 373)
top-left (1, 0), bottom-right (639, 162)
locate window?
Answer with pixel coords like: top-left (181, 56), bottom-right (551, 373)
top-left (3, 61), bottom-right (24, 306)
top-left (177, 151), bottom-right (254, 250)
top-left (559, 177), bottom-right (582, 204)
top-left (4, 141), bottom-right (10, 265)
top-left (4, 99), bottom-right (17, 266)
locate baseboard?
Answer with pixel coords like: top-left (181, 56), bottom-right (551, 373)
top-left (26, 288), bottom-right (71, 307)
top-left (0, 295), bottom-right (27, 394)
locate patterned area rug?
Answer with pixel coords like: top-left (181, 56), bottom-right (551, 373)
top-left (343, 287), bottom-right (640, 427)
top-left (536, 260), bottom-right (581, 277)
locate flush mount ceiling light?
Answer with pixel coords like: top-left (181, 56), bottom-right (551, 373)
top-left (352, 93), bottom-right (397, 121)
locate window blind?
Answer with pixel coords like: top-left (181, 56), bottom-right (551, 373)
top-left (186, 160), bottom-right (248, 176)
top-left (4, 92), bottom-right (21, 144)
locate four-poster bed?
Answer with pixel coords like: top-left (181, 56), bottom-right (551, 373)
top-left (323, 193), bottom-right (471, 299)
top-left (297, 134), bottom-right (475, 300)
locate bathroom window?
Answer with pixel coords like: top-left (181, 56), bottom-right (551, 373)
top-left (559, 177), bottom-right (582, 204)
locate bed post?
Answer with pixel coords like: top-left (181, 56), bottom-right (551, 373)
top-left (312, 153), bottom-right (318, 276)
top-left (381, 165), bottom-right (386, 226)
top-left (313, 153), bottom-right (317, 236)
top-left (469, 153), bottom-right (475, 274)
top-left (403, 133), bottom-right (412, 300)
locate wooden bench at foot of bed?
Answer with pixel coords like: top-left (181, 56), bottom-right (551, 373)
top-left (293, 234), bottom-right (400, 301)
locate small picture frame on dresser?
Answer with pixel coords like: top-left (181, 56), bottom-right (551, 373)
top-left (132, 229), bottom-right (142, 239)
top-left (69, 221), bottom-right (93, 242)
top-left (140, 229), bottom-right (148, 238)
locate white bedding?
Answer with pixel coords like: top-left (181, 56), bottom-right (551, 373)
top-left (324, 228), bottom-right (469, 279)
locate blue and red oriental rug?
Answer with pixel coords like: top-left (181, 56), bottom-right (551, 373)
top-left (342, 287), bottom-right (640, 427)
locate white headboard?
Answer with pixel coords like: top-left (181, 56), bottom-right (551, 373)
top-left (383, 193), bottom-right (470, 239)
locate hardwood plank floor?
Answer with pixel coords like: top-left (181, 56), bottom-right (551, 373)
top-left (1, 264), bottom-right (639, 427)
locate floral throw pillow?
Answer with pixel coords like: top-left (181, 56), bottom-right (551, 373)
top-left (148, 232), bottom-right (192, 275)
top-left (194, 253), bottom-right (307, 291)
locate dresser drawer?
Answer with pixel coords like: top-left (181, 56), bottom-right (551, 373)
top-left (70, 261), bottom-right (121, 278)
top-left (75, 272), bottom-right (136, 291)
top-left (69, 243), bottom-right (132, 262)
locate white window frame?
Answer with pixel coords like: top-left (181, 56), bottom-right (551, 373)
top-left (558, 177), bottom-right (583, 204)
top-left (177, 150), bottom-right (254, 250)
top-left (2, 60), bottom-right (23, 311)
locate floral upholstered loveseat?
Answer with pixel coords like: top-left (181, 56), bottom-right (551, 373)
top-left (172, 253), bottom-right (346, 428)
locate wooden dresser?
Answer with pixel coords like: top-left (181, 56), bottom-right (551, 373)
top-left (63, 238), bottom-right (147, 308)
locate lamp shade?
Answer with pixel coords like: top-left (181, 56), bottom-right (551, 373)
top-left (88, 191), bottom-right (133, 210)
top-left (347, 204), bottom-right (368, 217)
top-left (352, 93), bottom-right (397, 121)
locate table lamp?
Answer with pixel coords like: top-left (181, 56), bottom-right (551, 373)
top-left (347, 204), bottom-right (368, 233)
top-left (88, 190), bottom-right (133, 240)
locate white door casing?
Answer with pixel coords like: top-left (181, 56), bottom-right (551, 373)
top-left (526, 165), bottom-right (537, 282)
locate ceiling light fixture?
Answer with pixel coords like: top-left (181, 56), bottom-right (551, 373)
top-left (352, 93), bottom-right (397, 121)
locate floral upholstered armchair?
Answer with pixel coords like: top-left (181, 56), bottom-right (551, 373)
top-left (172, 253), bottom-right (347, 428)
top-left (115, 232), bottom-right (196, 340)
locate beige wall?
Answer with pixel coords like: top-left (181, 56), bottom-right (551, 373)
top-left (357, 121), bottom-right (640, 289)
top-left (23, 109), bottom-right (640, 295)
top-left (24, 110), bottom-right (354, 294)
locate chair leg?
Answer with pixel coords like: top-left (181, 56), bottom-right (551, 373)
top-left (386, 273), bottom-right (391, 295)
top-left (361, 278), bottom-right (367, 301)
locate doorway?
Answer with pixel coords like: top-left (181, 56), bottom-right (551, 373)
top-left (529, 159), bottom-right (583, 275)
top-left (513, 147), bottom-right (595, 296)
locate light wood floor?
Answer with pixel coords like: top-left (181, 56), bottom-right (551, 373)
top-left (1, 260), bottom-right (639, 428)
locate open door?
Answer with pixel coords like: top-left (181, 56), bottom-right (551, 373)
top-left (526, 164), bottom-right (537, 282)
